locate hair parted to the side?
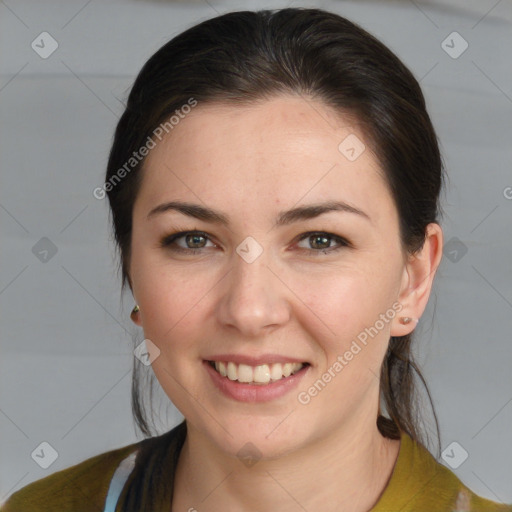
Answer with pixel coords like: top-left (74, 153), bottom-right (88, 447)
top-left (104, 8), bottom-right (445, 509)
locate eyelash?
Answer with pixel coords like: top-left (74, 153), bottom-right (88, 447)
top-left (159, 230), bottom-right (351, 256)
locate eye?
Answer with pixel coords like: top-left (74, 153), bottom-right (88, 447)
top-left (295, 232), bottom-right (350, 255)
top-left (159, 230), bottom-right (351, 256)
top-left (159, 230), bottom-right (216, 254)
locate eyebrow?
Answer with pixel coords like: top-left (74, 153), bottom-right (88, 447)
top-left (146, 200), bottom-right (371, 227)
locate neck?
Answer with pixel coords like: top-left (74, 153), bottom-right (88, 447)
top-left (172, 418), bottom-right (401, 512)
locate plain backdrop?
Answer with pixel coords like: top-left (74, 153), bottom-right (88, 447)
top-left (1, 0), bottom-right (511, 505)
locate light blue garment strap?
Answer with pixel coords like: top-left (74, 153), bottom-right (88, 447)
top-left (103, 450), bottom-right (138, 512)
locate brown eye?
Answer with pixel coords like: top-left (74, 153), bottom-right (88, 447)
top-left (160, 231), bottom-right (215, 254)
top-left (296, 232), bottom-right (350, 254)
top-left (182, 233), bottom-right (207, 249)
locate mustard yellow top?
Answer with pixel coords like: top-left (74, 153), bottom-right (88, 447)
top-left (1, 425), bottom-right (511, 511)
top-left (370, 432), bottom-right (512, 512)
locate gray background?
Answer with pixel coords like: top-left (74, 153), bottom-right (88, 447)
top-left (1, 0), bottom-right (511, 505)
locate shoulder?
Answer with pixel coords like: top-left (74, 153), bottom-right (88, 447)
top-left (376, 431), bottom-right (512, 511)
top-left (421, 458), bottom-right (512, 512)
top-left (0, 441), bottom-right (140, 512)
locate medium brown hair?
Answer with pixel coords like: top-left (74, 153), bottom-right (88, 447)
top-left (104, 8), bottom-right (445, 509)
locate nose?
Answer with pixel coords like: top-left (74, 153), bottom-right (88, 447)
top-left (215, 247), bottom-right (291, 338)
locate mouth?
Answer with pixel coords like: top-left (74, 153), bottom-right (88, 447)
top-left (205, 360), bottom-right (310, 386)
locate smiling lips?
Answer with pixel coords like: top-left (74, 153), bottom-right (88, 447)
top-left (208, 360), bottom-right (306, 385)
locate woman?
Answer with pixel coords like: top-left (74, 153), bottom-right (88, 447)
top-left (2, 7), bottom-right (511, 512)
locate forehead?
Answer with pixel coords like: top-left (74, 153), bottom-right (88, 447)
top-left (136, 95), bottom-right (395, 227)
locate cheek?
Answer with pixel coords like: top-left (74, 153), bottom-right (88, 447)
top-left (133, 267), bottom-right (212, 407)
top-left (292, 266), bottom-right (396, 362)
top-left (136, 269), bottom-right (209, 346)
top-left (297, 264), bottom-right (385, 323)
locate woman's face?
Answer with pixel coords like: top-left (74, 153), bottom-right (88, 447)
top-left (129, 95), bottom-right (421, 458)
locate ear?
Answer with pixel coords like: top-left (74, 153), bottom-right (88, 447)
top-left (391, 223), bottom-right (443, 336)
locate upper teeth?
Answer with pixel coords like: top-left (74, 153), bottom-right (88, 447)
top-left (214, 361), bottom-right (304, 384)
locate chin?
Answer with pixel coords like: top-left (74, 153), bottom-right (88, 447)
top-left (223, 432), bottom-right (302, 463)
top-left (194, 414), bottom-right (310, 461)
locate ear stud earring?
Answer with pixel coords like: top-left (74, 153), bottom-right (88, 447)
top-left (130, 305), bottom-right (140, 322)
top-left (399, 317), bottom-right (418, 325)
